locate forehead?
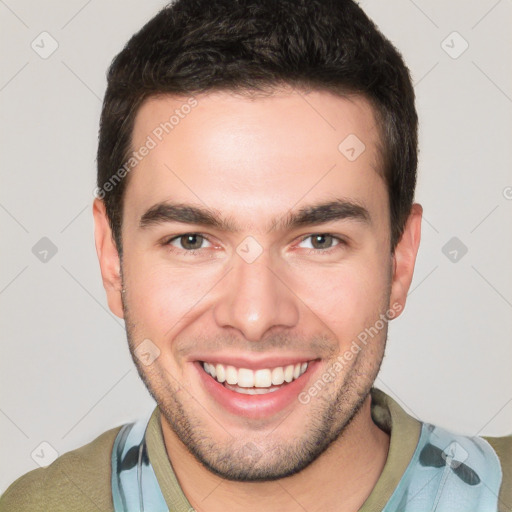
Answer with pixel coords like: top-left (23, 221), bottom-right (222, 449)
top-left (123, 89), bottom-right (386, 231)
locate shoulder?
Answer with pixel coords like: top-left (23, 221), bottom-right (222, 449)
top-left (484, 434), bottom-right (512, 512)
top-left (416, 425), bottom-right (511, 512)
top-left (484, 433), bottom-right (512, 467)
top-left (0, 425), bottom-right (122, 512)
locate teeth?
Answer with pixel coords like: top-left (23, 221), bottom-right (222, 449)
top-left (284, 364), bottom-right (294, 383)
top-left (215, 363), bottom-right (225, 383)
top-left (271, 367), bottom-right (285, 385)
top-left (225, 365), bottom-right (238, 385)
top-left (238, 368), bottom-right (254, 388)
top-left (225, 383), bottom-right (281, 395)
top-left (202, 361), bottom-right (309, 389)
top-left (254, 369), bottom-right (272, 387)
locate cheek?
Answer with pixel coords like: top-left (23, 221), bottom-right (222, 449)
top-left (125, 257), bottom-right (220, 330)
top-left (288, 258), bottom-right (390, 340)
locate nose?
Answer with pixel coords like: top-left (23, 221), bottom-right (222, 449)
top-left (213, 251), bottom-right (300, 342)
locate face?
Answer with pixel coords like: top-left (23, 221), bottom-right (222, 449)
top-left (94, 88), bottom-right (420, 481)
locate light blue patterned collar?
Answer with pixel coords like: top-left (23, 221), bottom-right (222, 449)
top-left (111, 414), bottom-right (502, 512)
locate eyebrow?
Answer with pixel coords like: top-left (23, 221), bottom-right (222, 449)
top-left (139, 198), bottom-right (371, 233)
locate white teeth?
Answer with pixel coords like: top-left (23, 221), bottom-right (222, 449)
top-left (254, 369), bottom-right (272, 387)
top-left (215, 363), bottom-right (226, 383)
top-left (226, 365), bottom-right (238, 385)
top-left (271, 366), bottom-right (285, 385)
top-left (238, 368), bottom-right (254, 388)
top-left (203, 361), bottom-right (309, 390)
top-left (284, 364), bottom-right (294, 383)
top-left (225, 383), bottom-right (280, 395)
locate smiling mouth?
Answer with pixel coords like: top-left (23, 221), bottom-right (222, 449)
top-left (200, 361), bottom-right (311, 395)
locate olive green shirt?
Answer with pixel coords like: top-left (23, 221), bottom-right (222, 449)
top-left (1, 388), bottom-right (510, 511)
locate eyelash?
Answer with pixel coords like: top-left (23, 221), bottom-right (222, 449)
top-left (162, 233), bottom-right (347, 256)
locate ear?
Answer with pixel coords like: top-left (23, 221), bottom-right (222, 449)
top-left (389, 203), bottom-right (423, 317)
top-left (92, 198), bottom-right (124, 319)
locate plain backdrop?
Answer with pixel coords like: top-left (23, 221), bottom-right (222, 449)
top-left (1, 0), bottom-right (511, 493)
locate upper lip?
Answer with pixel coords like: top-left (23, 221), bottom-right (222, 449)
top-left (191, 354), bottom-right (318, 370)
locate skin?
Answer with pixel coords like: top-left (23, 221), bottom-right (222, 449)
top-left (93, 87), bottom-right (422, 511)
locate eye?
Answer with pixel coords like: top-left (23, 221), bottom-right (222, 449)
top-left (165, 233), bottom-right (212, 251)
top-left (297, 234), bottom-right (345, 252)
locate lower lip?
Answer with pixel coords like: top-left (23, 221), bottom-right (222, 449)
top-left (195, 361), bottom-right (318, 419)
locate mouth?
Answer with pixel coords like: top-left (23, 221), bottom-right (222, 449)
top-left (196, 358), bottom-right (317, 418)
top-left (201, 361), bottom-right (310, 394)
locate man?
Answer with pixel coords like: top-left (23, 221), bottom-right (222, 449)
top-left (1, 0), bottom-right (510, 510)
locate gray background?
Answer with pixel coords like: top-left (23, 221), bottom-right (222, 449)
top-left (1, 0), bottom-right (511, 493)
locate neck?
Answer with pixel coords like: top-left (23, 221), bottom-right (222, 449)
top-left (160, 393), bottom-right (390, 512)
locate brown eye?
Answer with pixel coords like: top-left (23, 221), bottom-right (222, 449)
top-left (297, 234), bottom-right (346, 253)
top-left (310, 234), bottom-right (335, 250)
top-left (179, 234), bottom-right (203, 250)
top-left (167, 233), bottom-right (209, 251)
